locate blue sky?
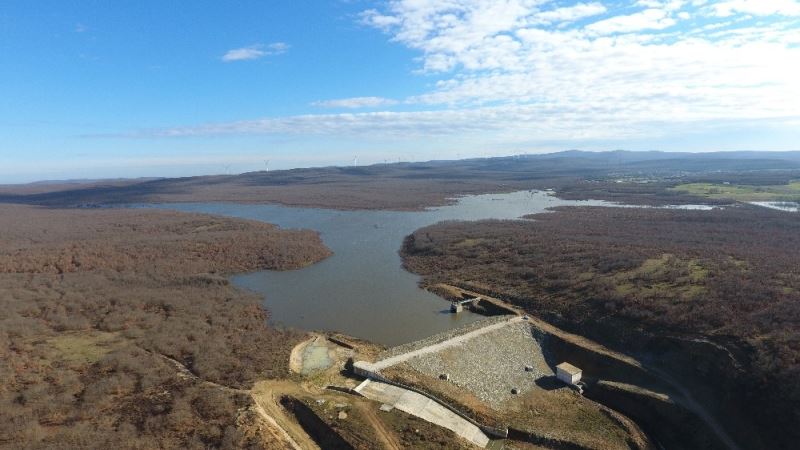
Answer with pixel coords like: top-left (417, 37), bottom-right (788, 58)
top-left (1, 0), bottom-right (799, 183)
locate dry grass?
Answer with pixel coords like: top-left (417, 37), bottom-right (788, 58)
top-left (503, 388), bottom-right (632, 449)
top-left (383, 360), bottom-right (638, 449)
top-left (43, 331), bottom-right (124, 367)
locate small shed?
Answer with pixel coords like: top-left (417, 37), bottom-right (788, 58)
top-left (556, 362), bottom-right (582, 385)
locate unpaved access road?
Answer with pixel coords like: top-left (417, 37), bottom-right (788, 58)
top-left (355, 401), bottom-right (403, 450)
top-left (151, 349), bottom-right (319, 450)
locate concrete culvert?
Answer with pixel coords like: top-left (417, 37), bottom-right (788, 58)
top-left (511, 388), bottom-right (519, 394)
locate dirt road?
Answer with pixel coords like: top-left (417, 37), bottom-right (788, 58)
top-left (355, 402), bottom-right (403, 450)
top-left (151, 349), bottom-right (321, 450)
top-left (251, 380), bottom-right (324, 450)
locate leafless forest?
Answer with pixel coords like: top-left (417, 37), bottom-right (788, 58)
top-left (0, 205), bottom-right (331, 448)
top-left (4, 151), bottom-right (800, 210)
top-left (4, 152), bottom-right (800, 448)
top-left (402, 205), bottom-right (800, 450)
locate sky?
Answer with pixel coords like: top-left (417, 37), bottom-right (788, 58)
top-left (1, 0), bottom-right (799, 183)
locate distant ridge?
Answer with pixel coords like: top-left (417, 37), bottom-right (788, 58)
top-left (2, 150), bottom-right (800, 209)
top-left (7, 177), bottom-right (163, 187)
top-left (527, 149), bottom-right (800, 163)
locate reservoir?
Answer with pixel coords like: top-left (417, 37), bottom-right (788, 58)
top-left (157, 191), bottom-right (608, 346)
top-left (750, 201), bottom-right (800, 213)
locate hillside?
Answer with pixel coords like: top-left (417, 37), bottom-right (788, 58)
top-left (0, 205), bottom-right (331, 448)
top-left (3, 151), bottom-right (800, 210)
top-left (401, 205), bottom-right (800, 450)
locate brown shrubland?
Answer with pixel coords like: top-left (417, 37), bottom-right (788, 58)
top-left (402, 205), bottom-right (800, 449)
top-left (0, 204), bottom-right (331, 448)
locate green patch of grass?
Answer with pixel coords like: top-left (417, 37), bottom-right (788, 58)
top-left (688, 261), bottom-right (709, 282)
top-left (454, 238), bottom-right (487, 248)
top-left (683, 285), bottom-right (706, 298)
top-left (608, 255), bottom-right (707, 300)
top-left (639, 254), bottom-right (672, 273)
top-left (44, 331), bottom-right (123, 367)
top-left (576, 271), bottom-right (595, 282)
top-left (671, 182), bottom-right (800, 202)
top-left (727, 256), bottom-right (748, 271)
top-left (612, 254), bottom-right (672, 284)
top-left (504, 388), bottom-right (632, 449)
top-left (615, 283), bottom-right (634, 295)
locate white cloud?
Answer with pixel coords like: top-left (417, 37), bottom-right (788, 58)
top-left (116, 1), bottom-right (800, 149)
top-left (360, 0), bottom-right (551, 72)
top-left (636, 0), bottom-right (687, 11)
top-left (222, 47), bottom-right (264, 62)
top-left (106, 105), bottom-right (693, 141)
top-left (533, 3), bottom-right (608, 25)
top-left (221, 42), bottom-right (289, 62)
top-left (712, 0), bottom-right (800, 17)
top-left (312, 96), bottom-right (399, 109)
top-left (357, 1), bottom-right (799, 120)
top-left (104, 103), bottom-right (800, 156)
top-left (360, 8), bottom-right (402, 29)
top-left (585, 8), bottom-right (676, 34)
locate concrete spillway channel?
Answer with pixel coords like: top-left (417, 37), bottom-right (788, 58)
top-left (354, 378), bottom-right (491, 448)
top-left (351, 316), bottom-right (525, 448)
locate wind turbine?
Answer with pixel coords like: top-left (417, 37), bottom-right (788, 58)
top-left (224, 164), bottom-right (231, 175)
top-left (353, 156), bottom-right (358, 167)
top-left (264, 160), bottom-right (270, 172)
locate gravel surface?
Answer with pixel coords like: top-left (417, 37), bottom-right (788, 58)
top-left (404, 322), bottom-right (553, 409)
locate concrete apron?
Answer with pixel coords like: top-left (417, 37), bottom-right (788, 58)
top-left (355, 379), bottom-right (490, 448)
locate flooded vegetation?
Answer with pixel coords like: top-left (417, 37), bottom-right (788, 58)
top-left (750, 201), bottom-right (800, 212)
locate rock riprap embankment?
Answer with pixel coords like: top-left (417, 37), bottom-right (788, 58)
top-left (404, 322), bottom-right (552, 409)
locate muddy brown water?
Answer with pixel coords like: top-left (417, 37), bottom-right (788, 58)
top-left (153, 191), bottom-right (611, 346)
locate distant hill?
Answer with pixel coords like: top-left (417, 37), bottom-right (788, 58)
top-left (2, 150), bottom-right (800, 209)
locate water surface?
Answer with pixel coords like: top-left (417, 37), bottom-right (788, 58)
top-left (157, 191), bottom-right (609, 346)
top-left (750, 201), bottom-right (800, 212)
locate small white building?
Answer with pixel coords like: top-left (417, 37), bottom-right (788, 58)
top-left (556, 362), bottom-right (582, 385)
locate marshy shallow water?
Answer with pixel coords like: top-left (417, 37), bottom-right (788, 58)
top-left (155, 191), bottom-right (610, 346)
top-left (750, 201), bottom-right (800, 212)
